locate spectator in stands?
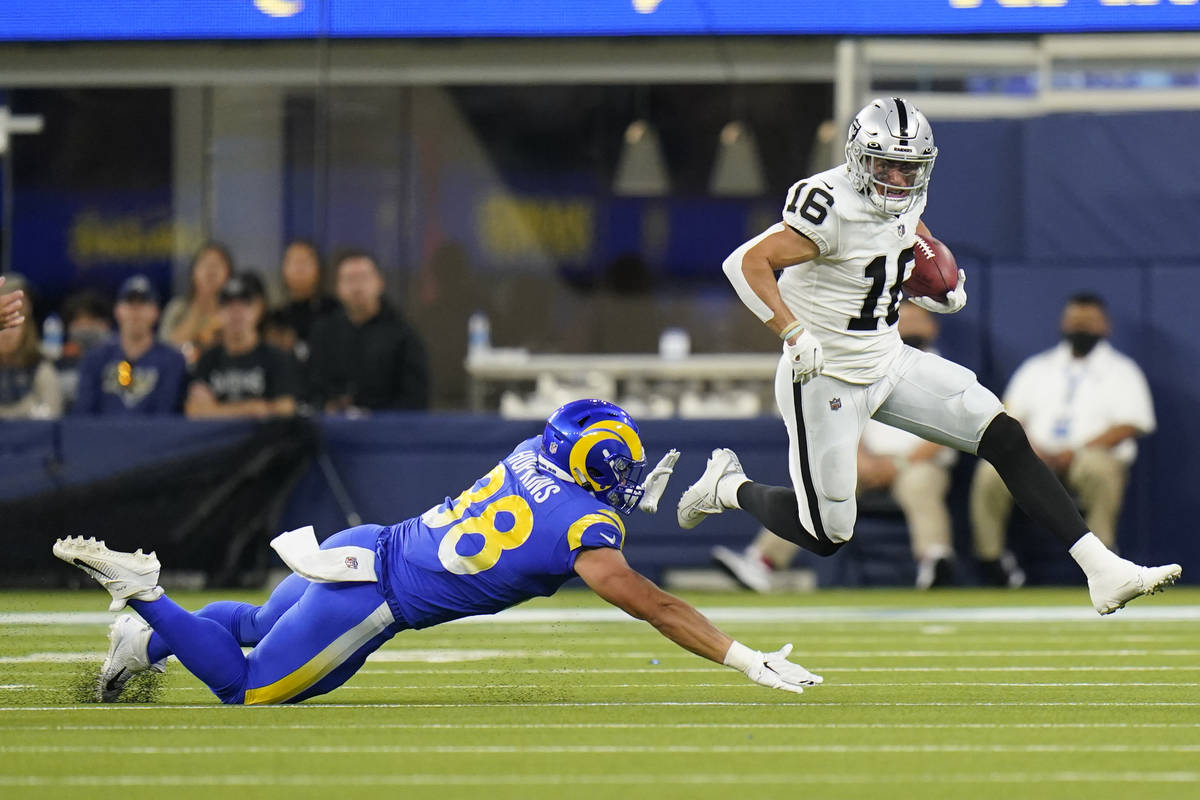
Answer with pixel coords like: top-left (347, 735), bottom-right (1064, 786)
top-left (274, 239), bottom-right (338, 361)
top-left (57, 288), bottom-right (114, 407)
top-left (970, 292), bottom-right (1155, 586)
top-left (711, 302), bottom-right (957, 591)
top-left (61, 289), bottom-right (113, 365)
top-left (0, 274), bottom-right (63, 419)
top-left (186, 272), bottom-right (298, 419)
top-left (308, 250), bottom-right (430, 413)
top-left (74, 275), bottom-right (187, 416)
top-left (161, 242), bottom-right (233, 364)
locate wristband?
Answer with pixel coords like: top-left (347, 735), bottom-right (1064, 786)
top-left (779, 321), bottom-right (805, 342)
top-left (722, 640), bottom-right (758, 671)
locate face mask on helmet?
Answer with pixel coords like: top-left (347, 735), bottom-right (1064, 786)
top-left (846, 97), bottom-right (937, 215)
top-left (537, 399), bottom-right (648, 514)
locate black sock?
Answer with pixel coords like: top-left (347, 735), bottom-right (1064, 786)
top-left (977, 413), bottom-right (1088, 549)
top-left (736, 482), bottom-right (844, 557)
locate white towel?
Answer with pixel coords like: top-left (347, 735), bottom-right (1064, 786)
top-left (270, 525), bottom-right (378, 583)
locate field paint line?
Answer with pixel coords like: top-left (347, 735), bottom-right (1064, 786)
top-left (4, 700), bottom-right (1200, 712)
top-left (9, 648), bottom-right (1200, 665)
top-left (6, 605), bottom-right (1200, 626)
top-left (8, 721), bottom-right (1200, 733)
top-left (0, 653), bottom-right (98, 664)
top-left (0, 771), bottom-right (1197, 786)
top-left (6, 743), bottom-right (1200, 755)
top-left (212, 681), bottom-right (1200, 691)
top-left (355, 665), bottom-right (1200, 676)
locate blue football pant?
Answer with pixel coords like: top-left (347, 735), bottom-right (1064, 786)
top-left (133, 525), bottom-right (401, 704)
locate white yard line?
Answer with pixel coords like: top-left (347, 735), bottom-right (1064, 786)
top-left (3, 700), bottom-right (1199, 712)
top-left (4, 605), bottom-right (1200, 627)
top-left (0, 771), bottom-right (1197, 786)
top-left (7, 648), bottom-right (1200, 665)
top-left (4, 743), bottom-right (1200, 755)
top-left (5, 721), bottom-right (1200, 732)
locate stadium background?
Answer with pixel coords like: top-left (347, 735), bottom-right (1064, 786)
top-left (1, 1), bottom-right (1199, 589)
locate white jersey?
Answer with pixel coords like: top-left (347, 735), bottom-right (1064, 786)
top-left (778, 164), bottom-right (926, 384)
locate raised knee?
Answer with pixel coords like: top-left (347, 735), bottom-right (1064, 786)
top-left (977, 413), bottom-right (1028, 463)
top-left (822, 498), bottom-right (857, 544)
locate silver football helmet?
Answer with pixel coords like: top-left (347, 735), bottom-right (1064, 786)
top-left (845, 97), bottom-right (937, 215)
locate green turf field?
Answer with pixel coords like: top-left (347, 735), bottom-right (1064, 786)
top-left (2, 587), bottom-right (1198, 799)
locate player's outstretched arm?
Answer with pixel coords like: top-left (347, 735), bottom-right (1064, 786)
top-left (574, 547), bottom-right (822, 693)
top-left (722, 224), bottom-right (820, 339)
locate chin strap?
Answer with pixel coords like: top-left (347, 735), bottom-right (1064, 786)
top-left (535, 452), bottom-right (577, 485)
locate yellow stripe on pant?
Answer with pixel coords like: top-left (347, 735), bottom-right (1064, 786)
top-left (244, 601), bottom-right (395, 705)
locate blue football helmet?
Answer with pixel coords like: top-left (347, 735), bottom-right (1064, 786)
top-left (537, 399), bottom-right (647, 514)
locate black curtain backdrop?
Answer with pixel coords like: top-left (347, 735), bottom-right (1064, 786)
top-left (3, 418), bottom-right (317, 588)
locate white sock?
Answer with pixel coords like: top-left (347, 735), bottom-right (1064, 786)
top-left (1068, 532), bottom-right (1121, 576)
top-left (717, 474), bottom-right (749, 509)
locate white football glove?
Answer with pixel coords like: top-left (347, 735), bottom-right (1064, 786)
top-left (909, 269), bottom-right (967, 314)
top-left (783, 328), bottom-right (824, 384)
top-left (638, 449), bottom-right (679, 514)
top-left (723, 641), bottom-right (823, 694)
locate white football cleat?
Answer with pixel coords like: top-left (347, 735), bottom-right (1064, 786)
top-left (52, 536), bottom-right (163, 612)
top-left (1088, 560), bottom-right (1182, 615)
top-left (676, 448), bottom-right (745, 530)
top-left (711, 545), bottom-right (771, 593)
top-left (98, 614), bottom-right (166, 702)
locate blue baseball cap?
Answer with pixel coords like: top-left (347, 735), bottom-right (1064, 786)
top-left (117, 275), bottom-right (159, 305)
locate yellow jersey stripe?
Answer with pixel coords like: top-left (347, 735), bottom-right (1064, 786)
top-left (243, 601), bottom-right (395, 705)
top-left (567, 511), bottom-right (627, 551)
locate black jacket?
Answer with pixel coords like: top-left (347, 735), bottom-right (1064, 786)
top-left (307, 304), bottom-right (430, 411)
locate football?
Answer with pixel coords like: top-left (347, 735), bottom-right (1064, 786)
top-left (903, 235), bottom-right (958, 302)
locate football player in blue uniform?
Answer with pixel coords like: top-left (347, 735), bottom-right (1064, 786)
top-left (54, 399), bottom-right (821, 704)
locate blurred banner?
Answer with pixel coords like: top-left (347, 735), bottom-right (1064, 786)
top-left (1, 1), bottom-right (1198, 41)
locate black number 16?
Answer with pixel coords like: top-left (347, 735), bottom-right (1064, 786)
top-left (848, 247), bottom-right (915, 331)
top-left (786, 183), bottom-right (835, 226)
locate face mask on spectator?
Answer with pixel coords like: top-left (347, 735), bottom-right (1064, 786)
top-left (70, 328), bottom-right (109, 354)
top-left (1064, 331), bottom-right (1102, 357)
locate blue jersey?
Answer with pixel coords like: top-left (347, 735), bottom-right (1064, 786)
top-left (377, 437), bottom-right (626, 629)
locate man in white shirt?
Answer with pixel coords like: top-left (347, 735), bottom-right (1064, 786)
top-left (713, 302), bottom-right (958, 591)
top-left (971, 293), bottom-right (1155, 585)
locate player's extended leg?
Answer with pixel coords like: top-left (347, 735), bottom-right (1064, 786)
top-left (54, 526), bottom-right (400, 701)
top-left (144, 572), bottom-right (310, 664)
top-left (876, 349), bottom-right (1180, 613)
top-left (678, 357), bottom-right (868, 557)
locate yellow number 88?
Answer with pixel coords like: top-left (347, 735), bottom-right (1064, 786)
top-left (428, 464), bottom-right (535, 575)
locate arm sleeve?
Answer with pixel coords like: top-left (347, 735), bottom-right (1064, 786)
top-left (722, 223), bottom-right (786, 323)
top-left (781, 179), bottom-right (841, 258)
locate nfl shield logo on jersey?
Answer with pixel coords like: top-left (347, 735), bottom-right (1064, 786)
top-left (345, 556), bottom-right (359, 570)
top-left (829, 397), bottom-right (842, 411)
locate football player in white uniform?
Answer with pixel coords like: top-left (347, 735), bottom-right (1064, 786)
top-left (678, 97), bottom-right (1180, 614)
